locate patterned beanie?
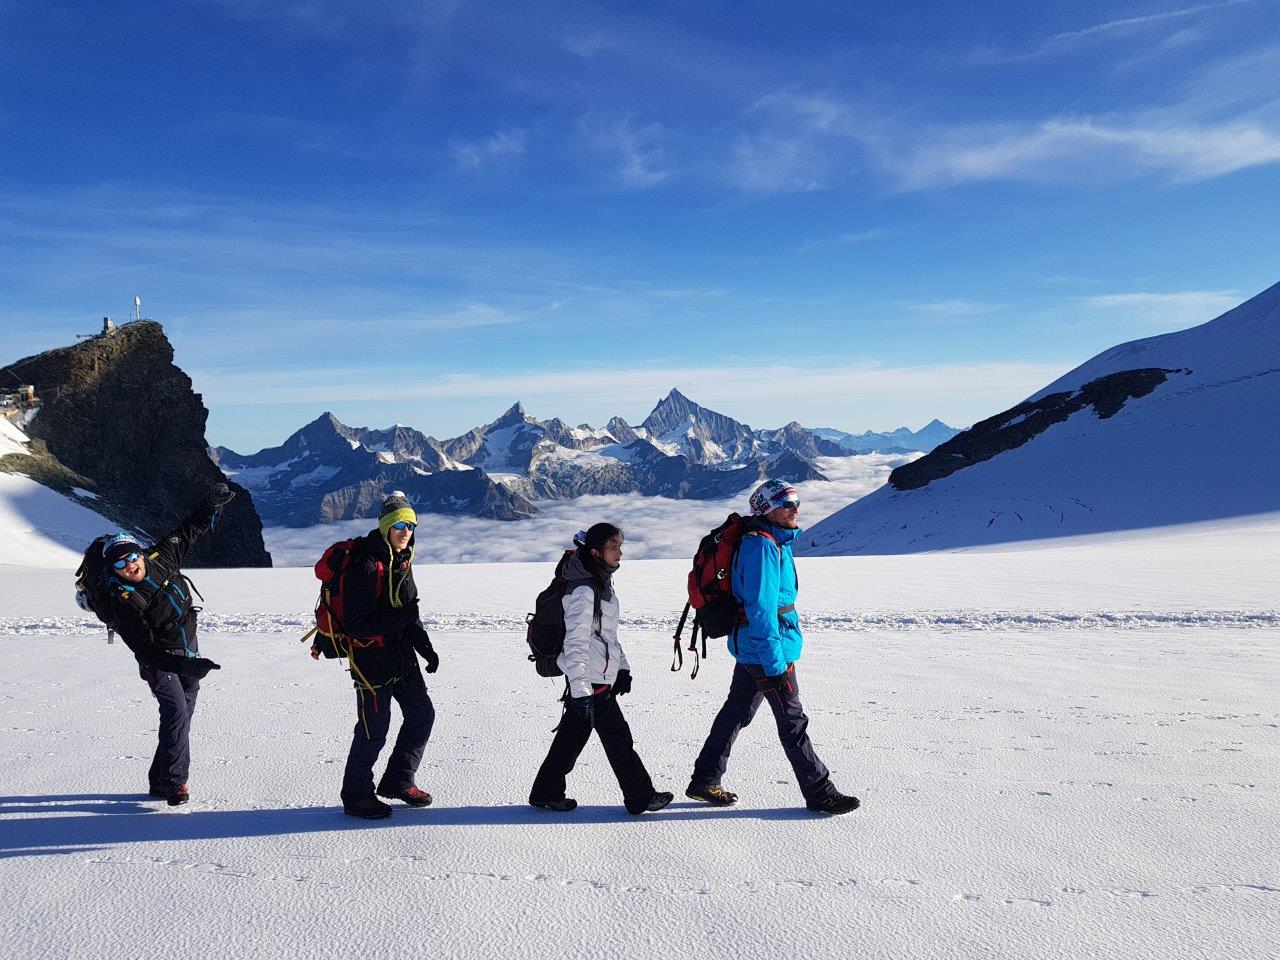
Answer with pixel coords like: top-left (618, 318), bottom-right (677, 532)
top-left (378, 490), bottom-right (417, 540)
top-left (749, 478), bottom-right (800, 516)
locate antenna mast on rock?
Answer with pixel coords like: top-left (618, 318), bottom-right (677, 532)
top-left (134, 296), bottom-right (141, 321)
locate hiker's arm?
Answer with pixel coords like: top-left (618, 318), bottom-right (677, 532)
top-left (341, 557), bottom-right (417, 639)
top-left (737, 537), bottom-right (788, 677)
top-left (561, 585), bottom-right (596, 699)
top-left (152, 485), bottom-right (235, 567)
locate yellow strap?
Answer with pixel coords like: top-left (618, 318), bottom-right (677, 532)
top-left (298, 625), bottom-right (318, 645)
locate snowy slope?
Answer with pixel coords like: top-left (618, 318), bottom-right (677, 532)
top-left (801, 281), bottom-right (1280, 554)
top-left (0, 418), bottom-right (131, 566)
top-left (0, 525), bottom-right (1277, 960)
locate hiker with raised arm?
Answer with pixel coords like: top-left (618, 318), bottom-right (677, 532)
top-left (685, 479), bottom-right (860, 815)
top-left (75, 483), bottom-right (236, 807)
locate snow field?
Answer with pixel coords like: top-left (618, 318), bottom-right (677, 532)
top-left (1, 535), bottom-right (1278, 960)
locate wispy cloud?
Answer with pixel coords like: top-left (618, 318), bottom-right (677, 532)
top-left (798, 229), bottom-right (889, 253)
top-left (579, 116), bottom-right (672, 189)
top-left (1051, 0), bottom-right (1255, 43)
top-left (1079, 290), bottom-right (1243, 326)
top-left (899, 299), bottom-right (1008, 321)
top-left (969, 0), bottom-right (1259, 64)
top-left (890, 116), bottom-right (1280, 189)
top-left (191, 357), bottom-right (1067, 423)
top-left (450, 129), bottom-right (527, 169)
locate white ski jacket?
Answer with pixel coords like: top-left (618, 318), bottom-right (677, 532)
top-left (558, 583), bottom-right (629, 699)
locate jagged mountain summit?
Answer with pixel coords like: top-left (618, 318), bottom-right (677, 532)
top-left (800, 280), bottom-right (1280, 555)
top-left (0, 321), bottom-right (271, 567)
top-left (217, 390), bottom-right (951, 527)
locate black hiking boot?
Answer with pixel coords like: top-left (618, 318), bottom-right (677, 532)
top-left (343, 795), bottom-right (393, 820)
top-left (807, 791), bottom-right (860, 815)
top-left (166, 785), bottom-right (190, 807)
top-left (377, 784), bottom-right (433, 808)
top-left (629, 791), bottom-right (674, 815)
top-left (530, 798), bottom-right (578, 812)
top-left (686, 782), bottom-right (738, 806)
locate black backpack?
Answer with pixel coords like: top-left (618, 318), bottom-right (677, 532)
top-left (75, 535), bottom-right (141, 641)
top-left (524, 549), bottom-right (600, 678)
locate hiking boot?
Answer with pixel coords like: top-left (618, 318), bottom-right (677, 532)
top-left (166, 785), bottom-right (190, 807)
top-left (807, 791), bottom-right (860, 815)
top-left (148, 787), bottom-right (166, 799)
top-left (343, 795), bottom-right (393, 820)
top-left (629, 790), bottom-right (674, 815)
top-left (377, 784), bottom-right (433, 808)
top-left (686, 782), bottom-right (738, 806)
top-left (530, 797), bottom-right (578, 812)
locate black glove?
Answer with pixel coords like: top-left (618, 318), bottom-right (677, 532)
top-left (176, 657), bottom-right (221, 680)
top-left (565, 694), bottom-right (594, 724)
top-left (206, 483), bottom-right (236, 508)
top-left (754, 666), bottom-right (794, 695)
top-left (612, 669), bottom-right (632, 696)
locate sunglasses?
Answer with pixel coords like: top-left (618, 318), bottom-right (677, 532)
top-left (773, 499), bottom-right (801, 510)
top-left (112, 551), bottom-right (142, 570)
top-left (390, 521), bottom-right (417, 531)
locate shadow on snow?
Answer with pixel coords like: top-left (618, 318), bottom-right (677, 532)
top-left (0, 795), bottom-right (822, 857)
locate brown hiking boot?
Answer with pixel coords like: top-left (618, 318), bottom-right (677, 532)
top-left (686, 783), bottom-right (738, 806)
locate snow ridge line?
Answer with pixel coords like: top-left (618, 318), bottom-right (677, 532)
top-left (3, 610), bottom-right (1279, 637)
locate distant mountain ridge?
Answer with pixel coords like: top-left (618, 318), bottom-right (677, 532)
top-left (800, 280), bottom-right (1280, 554)
top-left (215, 389), bottom-right (955, 527)
top-left (813, 419), bottom-right (959, 454)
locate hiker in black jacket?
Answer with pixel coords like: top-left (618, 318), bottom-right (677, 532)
top-left (328, 492), bottom-right (439, 820)
top-left (102, 483), bottom-right (235, 806)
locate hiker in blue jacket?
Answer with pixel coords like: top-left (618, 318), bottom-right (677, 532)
top-left (686, 479), bottom-right (860, 815)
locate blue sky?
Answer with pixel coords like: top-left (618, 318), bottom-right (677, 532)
top-left (1, 0), bottom-right (1277, 452)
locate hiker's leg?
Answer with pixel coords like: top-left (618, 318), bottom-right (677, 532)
top-left (593, 693), bottom-right (656, 811)
top-left (342, 686), bottom-right (392, 801)
top-left (529, 704), bottom-right (593, 804)
top-left (378, 668), bottom-right (436, 792)
top-left (141, 666), bottom-right (195, 792)
top-left (690, 662), bottom-right (763, 787)
top-left (759, 665), bottom-right (834, 804)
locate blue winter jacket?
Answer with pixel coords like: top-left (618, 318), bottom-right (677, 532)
top-left (730, 522), bottom-right (802, 677)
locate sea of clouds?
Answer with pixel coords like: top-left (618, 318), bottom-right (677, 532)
top-left (264, 454), bottom-right (907, 566)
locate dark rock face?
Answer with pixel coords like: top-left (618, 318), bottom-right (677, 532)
top-left (890, 367), bottom-right (1185, 492)
top-left (0, 321), bottom-right (271, 566)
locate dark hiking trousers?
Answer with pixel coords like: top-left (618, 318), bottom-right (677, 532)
top-left (140, 666), bottom-right (200, 792)
top-left (530, 692), bottom-right (656, 813)
top-left (341, 666), bottom-right (436, 801)
top-left (691, 662), bottom-right (835, 805)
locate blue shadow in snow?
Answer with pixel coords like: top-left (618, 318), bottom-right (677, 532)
top-left (0, 798), bottom-right (822, 858)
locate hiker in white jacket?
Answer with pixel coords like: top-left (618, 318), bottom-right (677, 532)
top-left (529, 523), bottom-right (673, 815)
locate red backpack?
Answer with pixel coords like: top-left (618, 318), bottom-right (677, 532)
top-left (672, 513), bottom-right (776, 678)
top-left (305, 539), bottom-right (385, 662)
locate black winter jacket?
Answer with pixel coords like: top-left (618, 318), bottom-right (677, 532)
top-left (106, 502), bottom-right (220, 669)
top-left (340, 529), bottom-right (431, 687)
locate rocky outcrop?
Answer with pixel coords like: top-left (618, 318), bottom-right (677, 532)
top-left (0, 321), bottom-right (271, 566)
top-left (889, 368), bottom-right (1185, 492)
